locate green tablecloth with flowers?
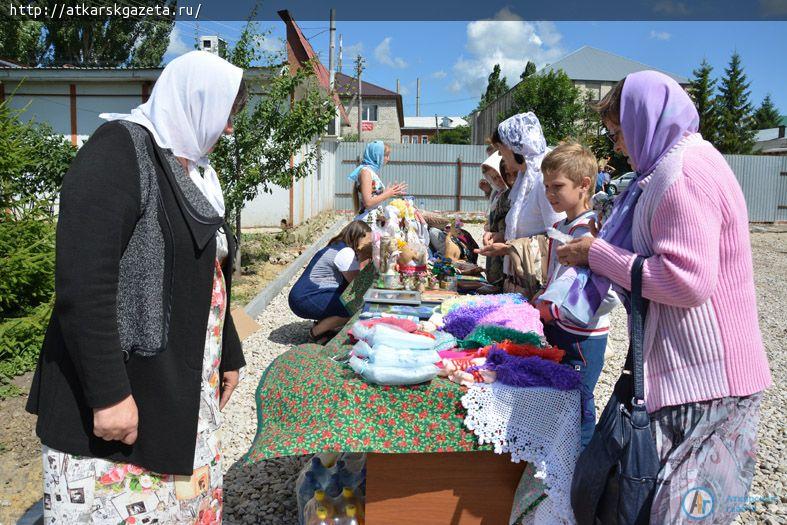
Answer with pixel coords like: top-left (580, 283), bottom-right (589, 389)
top-left (243, 317), bottom-right (493, 462)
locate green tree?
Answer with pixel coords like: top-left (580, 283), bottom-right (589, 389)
top-left (716, 52), bottom-right (755, 154)
top-left (0, 98), bottom-right (75, 394)
top-left (505, 69), bottom-right (583, 145)
top-left (431, 125), bottom-right (471, 145)
top-left (753, 94), bottom-right (781, 130)
top-left (0, 17), bottom-right (44, 66)
top-left (478, 64), bottom-right (509, 111)
top-left (520, 61), bottom-right (537, 80)
top-left (688, 59), bottom-right (719, 144)
top-left (0, 1), bottom-right (174, 67)
top-left (210, 19), bottom-right (335, 274)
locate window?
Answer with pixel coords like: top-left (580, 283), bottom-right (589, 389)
top-left (412, 136), bottom-right (420, 144)
top-left (362, 104), bottom-right (378, 121)
top-left (402, 135), bottom-right (410, 144)
top-left (202, 39), bottom-right (212, 49)
top-left (422, 135), bottom-right (429, 144)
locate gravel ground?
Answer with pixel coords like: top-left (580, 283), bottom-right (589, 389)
top-left (221, 223), bottom-right (787, 524)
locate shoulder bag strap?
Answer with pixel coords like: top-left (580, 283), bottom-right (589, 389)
top-left (630, 256), bottom-right (649, 403)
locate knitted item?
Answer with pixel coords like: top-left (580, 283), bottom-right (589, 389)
top-left (458, 325), bottom-right (543, 349)
top-left (439, 293), bottom-right (526, 314)
top-left (477, 304), bottom-right (544, 337)
top-left (477, 342), bottom-right (565, 363)
top-left (432, 331), bottom-right (458, 352)
top-left (442, 304), bottom-right (501, 339)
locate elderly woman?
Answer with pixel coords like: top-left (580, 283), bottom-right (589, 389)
top-left (558, 71), bottom-right (771, 523)
top-left (26, 51), bottom-right (246, 523)
top-left (476, 112), bottom-right (564, 297)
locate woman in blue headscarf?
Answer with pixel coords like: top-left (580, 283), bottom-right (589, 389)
top-left (348, 140), bottom-right (407, 218)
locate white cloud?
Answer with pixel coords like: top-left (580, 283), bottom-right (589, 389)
top-left (256, 35), bottom-right (284, 55)
top-left (374, 37), bottom-right (408, 69)
top-left (341, 41), bottom-right (364, 64)
top-left (164, 24), bottom-right (193, 58)
top-left (399, 84), bottom-right (411, 96)
top-left (649, 30), bottom-right (672, 41)
top-left (449, 9), bottom-right (565, 97)
top-left (431, 70), bottom-right (447, 79)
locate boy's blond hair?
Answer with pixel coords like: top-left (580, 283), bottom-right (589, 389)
top-left (541, 142), bottom-right (598, 206)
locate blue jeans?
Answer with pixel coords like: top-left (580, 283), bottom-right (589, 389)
top-left (544, 324), bottom-right (608, 449)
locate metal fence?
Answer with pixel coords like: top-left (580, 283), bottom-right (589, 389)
top-left (331, 142), bottom-right (787, 222)
top-left (334, 142), bottom-right (490, 213)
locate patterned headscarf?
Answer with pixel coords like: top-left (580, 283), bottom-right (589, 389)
top-left (497, 113), bottom-right (549, 240)
top-left (348, 141), bottom-right (386, 183)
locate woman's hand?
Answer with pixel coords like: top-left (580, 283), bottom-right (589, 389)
top-left (219, 370), bottom-right (240, 410)
top-left (482, 232), bottom-right (493, 247)
top-left (93, 394), bottom-right (139, 445)
top-left (536, 301), bottom-right (554, 323)
top-left (385, 182), bottom-right (408, 198)
top-left (529, 288), bottom-right (545, 306)
top-left (475, 242), bottom-right (509, 257)
top-left (556, 237), bottom-right (595, 267)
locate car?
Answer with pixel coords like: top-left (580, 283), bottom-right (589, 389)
top-left (607, 172), bottom-right (636, 195)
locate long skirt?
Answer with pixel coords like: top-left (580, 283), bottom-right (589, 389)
top-left (42, 259), bottom-right (227, 525)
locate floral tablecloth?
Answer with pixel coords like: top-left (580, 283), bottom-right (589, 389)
top-left (243, 319), bottom-right (492, 461)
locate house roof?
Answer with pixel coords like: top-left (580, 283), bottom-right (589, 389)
top-left (539, 46), bottom-right (689, 85)
top-left (752, 136), bottom-right (787, 154)
top-left (278, 10), bottom-right (350, 127)
top-left (403, 116), bottom-right (468, 129)
top-left (0, 65), bottom-right (273, 83)
top-left (334, 72), bottom-right (400, 98)
top-left (335, 71), bottom-right (404, 127)
top-left (755, 127), bottom-right (783, 142)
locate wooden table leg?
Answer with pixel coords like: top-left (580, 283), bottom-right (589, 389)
top-left (365, 452), bottom-right (527, 525)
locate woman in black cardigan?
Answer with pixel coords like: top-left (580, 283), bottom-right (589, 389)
top-left (27, 51), bottom-right (247, 523)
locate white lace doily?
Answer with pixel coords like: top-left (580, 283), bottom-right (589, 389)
top-left (462, 383), bottom-right (581, 524)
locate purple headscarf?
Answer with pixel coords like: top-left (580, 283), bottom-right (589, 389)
top-left (552, 71), bottom-right (700, 323)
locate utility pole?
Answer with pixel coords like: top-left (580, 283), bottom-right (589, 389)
top-left (355, 55), bottom-right (365, 140)
top-left (416, 78), bottom-right (421, 117)
top-left (396, 79), bottom-right (400, 94)
top-left (338, 34), bottom-right (343, 73)
top-left (328, 9), bottom-right (336, 90)
top-left (435, 114), bottom-right (440, 143)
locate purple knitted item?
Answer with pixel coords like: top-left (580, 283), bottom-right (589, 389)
top-left (474, 348), bottom-right (594, 423)
top-left (477, 304), bottom-right (544, 337)
top-left (442, 304), bottom-right (501, 339)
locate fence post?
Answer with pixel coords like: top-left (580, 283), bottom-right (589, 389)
top-left (456, 156), bottom-right (463, 211)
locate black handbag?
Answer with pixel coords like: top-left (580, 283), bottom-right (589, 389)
top-left (570, 256), bottom-right (661, 525)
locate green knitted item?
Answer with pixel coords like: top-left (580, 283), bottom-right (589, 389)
top-left (458, 325), bottom-right (544, 349)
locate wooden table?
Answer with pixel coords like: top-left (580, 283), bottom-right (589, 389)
top-left (365, 451), bottom-right (527, 525)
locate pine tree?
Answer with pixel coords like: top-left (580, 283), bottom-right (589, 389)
top-left (688, 59), bottom-right (719, 144)
top-left (478, 64), bottom-right (509, 111)
top-left (753, 94), bottom-right (781, 129)
top-left (520, 61), bottom-right (537, 80)
top-left (716, 52), bottom-right (755, 154)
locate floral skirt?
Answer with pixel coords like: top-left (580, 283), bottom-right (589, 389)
top-left (42, 259), bottom-right (227, 524)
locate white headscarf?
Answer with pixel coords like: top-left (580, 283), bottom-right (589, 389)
top-left (481, 151), bottom-right (507, 193)
top-left (497, 112), bottom-right (555, 240)
top-left (101, 51), bottom-right (243, 217)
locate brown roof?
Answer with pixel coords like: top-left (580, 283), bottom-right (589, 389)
top-left (278, 10), bottom-right (350, 127)
top-left (334, 72), bottom-right (404, 127)
top-left (334, 72), bottom-right (399, 98)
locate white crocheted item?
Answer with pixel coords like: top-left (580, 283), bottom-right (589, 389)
top-left (462, 383), bottom-right (581, 524)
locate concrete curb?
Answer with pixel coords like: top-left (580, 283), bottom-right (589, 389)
top-left (243, 218), bottom-right (348, 320)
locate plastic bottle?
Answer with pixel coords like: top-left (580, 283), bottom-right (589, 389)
top-left (334, 488), bottom-right (364, 524)
top-left (303, 490), bottom-right (334, 525)
top-left (296, 471), bottom-right (321, 525)
top-left (339, 504), bottom-right (361, 525)
top-left (307, 506), bottom-right (332, 525)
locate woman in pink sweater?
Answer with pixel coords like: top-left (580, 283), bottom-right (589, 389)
top-left (558, 71), bottom-right (771, 523)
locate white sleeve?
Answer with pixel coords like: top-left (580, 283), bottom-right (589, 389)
top-left (517, 177), bottom-right (566, 238)
top-left (334, 247), bottom-right (359, 272)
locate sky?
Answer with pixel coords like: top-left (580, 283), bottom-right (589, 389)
top-left (163, 14), bottom-right (787, 120)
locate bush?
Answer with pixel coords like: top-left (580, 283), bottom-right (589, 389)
top-left (0, 97), bottom-right (74, 395)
